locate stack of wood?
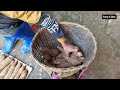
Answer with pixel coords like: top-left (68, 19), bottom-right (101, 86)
top-left (0, 54), bottom-right (28, 79)
top-left (40, 46), bottom-right (84, 68)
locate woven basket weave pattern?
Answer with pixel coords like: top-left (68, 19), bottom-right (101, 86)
top-left (31, 22), bottom-right (97, 78)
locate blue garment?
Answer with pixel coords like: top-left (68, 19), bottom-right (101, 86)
top-left (1, 12), bottom-right (64, 54)
top-left (12, 22), bottom-right (35, 54)
top-left (0, 12), bottom-right (64, 39)
top-left (2, 22), bottom-right (35, 54)
top-left (2, 36), bottom-right (16, 54)
top-left (37, 12), bottom-right (64, 39)
top-left (12, 22), bottom-right (35, 39)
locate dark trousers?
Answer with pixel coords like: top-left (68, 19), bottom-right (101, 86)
top-left (0, 13), bottom-right (23, 36)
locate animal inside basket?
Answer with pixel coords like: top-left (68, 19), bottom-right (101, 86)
top-left (31, 22), bottom-right (97, 78)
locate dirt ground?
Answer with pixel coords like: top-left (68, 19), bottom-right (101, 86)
top-left (0, 11), bottom-right (120, 79)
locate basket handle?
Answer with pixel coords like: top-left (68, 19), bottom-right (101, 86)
top-left (77, 67), bottom-right (87, 79)
top-left (50, 72), bottom-right (60, 79)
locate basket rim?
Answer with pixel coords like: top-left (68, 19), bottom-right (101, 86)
top-left (31, 22), bottom-right (97, 72)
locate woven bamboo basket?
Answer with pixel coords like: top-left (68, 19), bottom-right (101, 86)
top-left (31, 22), bottom-right (97, 78)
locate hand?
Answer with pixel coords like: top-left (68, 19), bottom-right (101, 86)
top-left (61, 41), bottom-right (80, 58)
